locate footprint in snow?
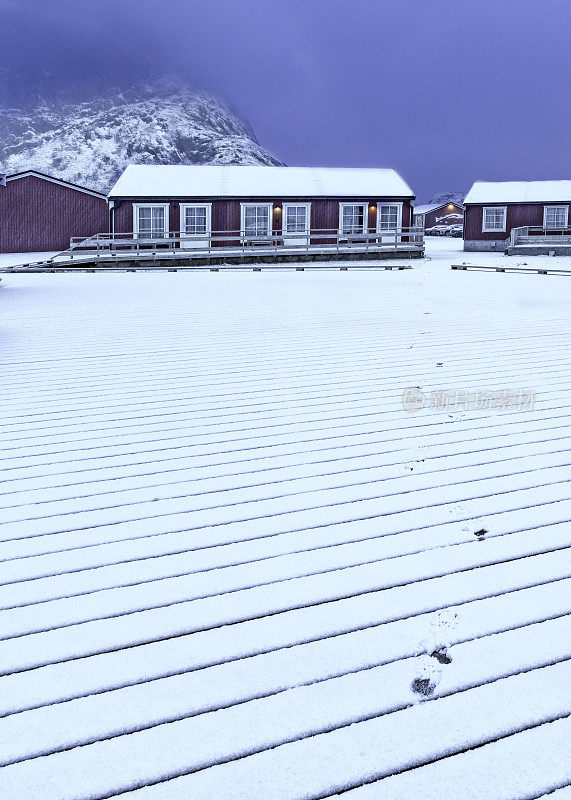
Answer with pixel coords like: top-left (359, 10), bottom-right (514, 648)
top-left (411, 608), bottom-right (459, 698)
top-left (411, 673), bottom-right (440, 697)
top-left (403, 457), bottom-right (425, 474)
top-left (459, 515), bottom-right (489, 541)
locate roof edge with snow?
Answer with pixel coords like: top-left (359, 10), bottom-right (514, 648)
top-left (464, 180), bottom-right (571, 205)
top-left (108, 165), bottom-right (415, 200)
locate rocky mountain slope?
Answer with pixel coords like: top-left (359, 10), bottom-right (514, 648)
top-left (0, 81), bottom-right (282, 192)
top-left (426, 191), bottom-right (466, 206)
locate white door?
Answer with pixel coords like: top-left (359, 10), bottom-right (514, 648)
top-left (283, 203), bottom-right (311, 246)
top-left (377, 203), bottom-right (402, 243)
top-left (180, 204), bottom-right (211, 249)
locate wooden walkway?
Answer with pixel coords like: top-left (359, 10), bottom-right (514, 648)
top-left (0, 266), bottom-right (569, 799)
top-left (452, 264), bottom-right (571, 276)
top-left (0, 240), bottom-right (423, 273)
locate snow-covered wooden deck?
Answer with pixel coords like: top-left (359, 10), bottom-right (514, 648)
top-left (0, 239), bottom-right (570, 799)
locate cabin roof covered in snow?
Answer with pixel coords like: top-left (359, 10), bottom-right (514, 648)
top-left (464, 180), bottom-right (571, 205)
top-left (108, 165), bottom-right (415, 199)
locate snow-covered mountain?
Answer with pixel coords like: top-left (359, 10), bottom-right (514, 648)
top-left (0, 80), bottom-right (282, 193)
top-left (427, 191), bottom-right (466, 206)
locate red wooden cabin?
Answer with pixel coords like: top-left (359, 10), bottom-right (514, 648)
top-left (0, 170), bottom-right (108, 253)
top-left (108, 165), bottom-right (416, 249)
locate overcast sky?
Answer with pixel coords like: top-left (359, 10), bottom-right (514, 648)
top-left (2, 0), bottom-right (570, 199)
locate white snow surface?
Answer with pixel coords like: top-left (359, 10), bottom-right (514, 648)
top-left (108, 164), bottom-right (415, 199)
top-left (0, 238), bottom-right (570, 799)
top-left (464, 180), bottom-right (571, 205)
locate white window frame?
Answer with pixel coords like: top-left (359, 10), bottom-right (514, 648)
top-left (339, 202), bottom-right (368, 235)
top-left (376, 202), bottom-right (403, 233)
top-left (240, 203), bottom-right (273, 238)
top-left (414, 213), bottom-right (424, 227)
top-left (543, 205), bottom-right (569, 228)
top-left (179, 203), bottom-right (212, 236)
top-left (482, 206), bottom-right (507, 232)
top-left (282, 202), bottom-right (311, 237)
top-left (133, 203), bottom-right (169, 239)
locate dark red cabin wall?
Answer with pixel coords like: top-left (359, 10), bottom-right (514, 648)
top-left (0, 175), bottom-right (108, 253)
top-left (464, 202), bottom-right (570, 241)
top-left (113, 198), bottom-right (414, 235)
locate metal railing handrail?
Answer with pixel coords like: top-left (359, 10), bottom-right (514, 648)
top-left (510, 225), bottom-right (571, 246)
top-left (69, 226), bottom-right (424, 245)
top-left (57, 226), bottom-right (424, 262)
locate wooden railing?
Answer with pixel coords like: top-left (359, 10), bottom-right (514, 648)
top-left (67, 227), bottom-right (424, 257)
top-left (510, 226), bottom-right (571, 247)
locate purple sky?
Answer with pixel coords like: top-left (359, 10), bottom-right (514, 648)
top-left (2, 0), bottom-right (570, 199)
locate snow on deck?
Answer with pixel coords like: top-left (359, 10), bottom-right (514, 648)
top-left (0, 239), bottom-right (570, 799)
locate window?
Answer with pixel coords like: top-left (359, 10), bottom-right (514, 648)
top-left (544, 206), bottom-right (568, 228)
top-left (134, 204), bottom-right (169, 238)
top-left (241, 204), bottom-right (272, 238)
top-left (415, 213), bottom-right (424, 227)
top-left (283, 204), bottom-right (310, 233)
top-left (180, 204), bottom-right (211, 235)
top-left (185, 206), bottom-right (207, 234)
top-left (340, 204), bottom-right (367, 235)
top-left (377, 203), bottom-right (402, 231)
top-left (482, 206), bottom-right (507, 232)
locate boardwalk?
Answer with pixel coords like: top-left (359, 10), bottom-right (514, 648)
top-left (0, 239), bottom-right (570, 799)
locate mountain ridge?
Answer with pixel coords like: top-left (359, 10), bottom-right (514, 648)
top-left (0, 81), bottom-right (282, 193)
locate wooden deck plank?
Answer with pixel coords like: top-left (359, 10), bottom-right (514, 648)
top-left (0, 239), bottom-right (569, 798)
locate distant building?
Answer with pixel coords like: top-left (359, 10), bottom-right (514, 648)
top-left (413, 201), bottom-right (464, 232)
top-left (463, 180), bottom-right (571, 252)
top-left (0, 170), bottom-right (108, 253)
top-left (108, 165), bottom-right (416, 246)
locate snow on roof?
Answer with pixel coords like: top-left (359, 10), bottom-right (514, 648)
top-left (464, 180), bottom-right (571, 205)
top-left (414, 201), bottom-right (463, 215)
top-left (108, 164), bottom-right (415, 199)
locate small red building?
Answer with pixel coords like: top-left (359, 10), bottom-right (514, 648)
top-left (463, 180), bottom-right (571, 252)
top-left (413, 201), bottom-right (464, 233)
top-left (108, 165), bottom-right (416, 246)
top-left (0, 170), bottom-right (108, 253)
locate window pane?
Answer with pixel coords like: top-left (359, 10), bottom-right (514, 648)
top-left (545, 207), bottom-right (567, 227)
top-left (138, 208), bottom-right (152, 234)
top-left (379, 205), bottom-right (399, 230)
top-left (484, 208), bottom-right (505, 230)
top-left (286, 206), bottom-right (307, 232)
top-left (342, 205), bottom-right (365, 234)
top-left (185, 207), bottom-right (208, 234)
top-left (152, 208), bottom-right (165, 237)
top-left (244, 206), bottom-right (270, 236)
top-left (137, 206), bottom-right (166, 237)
